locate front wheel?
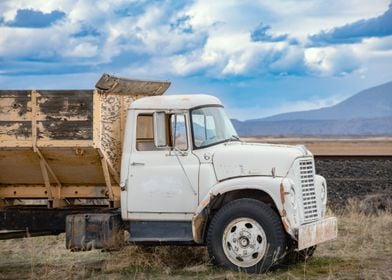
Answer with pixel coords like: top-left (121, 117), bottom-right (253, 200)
top-left (207, 198), bottom-right (287, 273)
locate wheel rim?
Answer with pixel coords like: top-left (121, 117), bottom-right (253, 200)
top-left (222, 217), bottom-right (267, 268)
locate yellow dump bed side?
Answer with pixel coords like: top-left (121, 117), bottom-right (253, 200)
top-left (0, 75), bottom-right (170, 208)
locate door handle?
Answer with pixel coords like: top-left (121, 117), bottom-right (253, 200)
top-left (131, 162), bottom-right (145, 166)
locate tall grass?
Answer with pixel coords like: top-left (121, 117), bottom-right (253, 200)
top-left (0, 199), bottom-right (391, 279)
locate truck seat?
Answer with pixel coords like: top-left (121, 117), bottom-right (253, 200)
top-left (136, 141), bottom-right (159, 151)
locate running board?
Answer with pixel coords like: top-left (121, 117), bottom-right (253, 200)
top-left (128, 221), bottom-right (194, 244)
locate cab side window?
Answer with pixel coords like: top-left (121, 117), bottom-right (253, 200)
top-left (136, 114), bottom-right (158, 151)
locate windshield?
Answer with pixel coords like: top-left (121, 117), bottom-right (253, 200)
top-left (191, 106), bottom-right (239, 148)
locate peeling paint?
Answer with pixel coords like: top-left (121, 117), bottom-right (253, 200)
top-left (280, 183), bottom-right (286, 205)
top-left (297, 217), bottom-right (338, 250)
top-left (192, 213), bottom-right (206, 244)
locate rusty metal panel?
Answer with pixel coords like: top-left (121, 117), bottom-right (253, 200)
top-left (37, 121), bottom-right (93, 140)
top-left (36, 90), bottom-right (92, 120)
top-left (0, 91), bottom-right (32, 121)
top-left (0, 91), bottom-right (32, 142)
top-left (0, 122), bottom-right (32, 141)
top-left (0, 76), bottom-right (168, 207)
top-left (297, 217), bottom-right (338, 250)
top-left (36, 90), bottom-right (93, 140)
top-left (100, 94), bottom-right (139, 175)
top-left (96, 73), bottom-right (170, 95)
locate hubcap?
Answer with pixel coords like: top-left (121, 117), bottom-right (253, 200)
top-left (222, 218), bottom-right (267, 268)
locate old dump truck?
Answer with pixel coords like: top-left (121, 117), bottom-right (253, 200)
top-left (0, 74), bottom-right (337, 273)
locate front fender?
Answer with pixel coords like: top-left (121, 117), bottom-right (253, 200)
top-left (192, 176), bottom-right (287, 244)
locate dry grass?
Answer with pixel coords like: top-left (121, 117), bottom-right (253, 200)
top-left (1, 202), bottom-right (391, 279)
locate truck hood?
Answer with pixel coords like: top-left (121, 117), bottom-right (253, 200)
top-left (212, 142), bottom-right (309, 181)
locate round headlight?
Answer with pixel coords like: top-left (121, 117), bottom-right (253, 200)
top-left (290, 186), bottom-right (297, 209)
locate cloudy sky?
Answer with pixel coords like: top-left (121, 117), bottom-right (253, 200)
top-left (0, 0), bottom-right (391, 120)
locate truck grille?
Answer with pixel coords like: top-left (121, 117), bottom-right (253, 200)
top-left (299, 159), bottom-right (319, 222)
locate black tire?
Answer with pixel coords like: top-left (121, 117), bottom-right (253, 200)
top-left (206, 198), bottom-right (287, 273)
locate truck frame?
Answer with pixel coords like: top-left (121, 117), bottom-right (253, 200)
top-left (0, 74), bottom-right (337, 273)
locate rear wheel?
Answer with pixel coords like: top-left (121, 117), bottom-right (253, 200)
top-left (207, 198), bottom-right (287, 273)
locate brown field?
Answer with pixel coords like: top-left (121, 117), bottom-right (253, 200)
top-left (242, 137), bottom-right (392, 156)
top-left (0, 201), bottom-right (391, 280)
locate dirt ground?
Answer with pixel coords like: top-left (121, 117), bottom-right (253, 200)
top-left (316, 157), bottom-right (392, 210)
top-left (0, 206), bottom-right (391, 280)
top-left (243, 137), bottom-right (392, 155)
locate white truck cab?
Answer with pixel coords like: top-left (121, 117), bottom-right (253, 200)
top-left (119, 94), bottom-right (337, 272)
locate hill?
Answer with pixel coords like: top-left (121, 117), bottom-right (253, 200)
top-left (233, 81), bottom-right (392, 136)
top-left (261, 81), bottom-right (392, 121)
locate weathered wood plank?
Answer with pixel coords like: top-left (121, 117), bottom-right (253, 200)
top-left (37, 90), bottom-right (93, 121)
top-left (0, 121), bottom-right (32, 141)
top-left (0, 91), bottom-right (31, 121)
top-left (37, 120), bottom-right (93, 140)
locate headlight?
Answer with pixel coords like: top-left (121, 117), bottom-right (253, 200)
top-left (290, 185), bottom-right (297, 209)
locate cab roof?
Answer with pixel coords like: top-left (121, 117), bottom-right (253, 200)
top-left (129, 94), bottom-right (223, 110)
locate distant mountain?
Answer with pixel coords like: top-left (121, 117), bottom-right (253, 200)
top-left (232, 117), bottom-right (392, 136)
top-left (233, 81), bottom-right (392, 136)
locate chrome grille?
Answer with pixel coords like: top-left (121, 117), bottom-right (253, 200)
top-left (299, 159), bottom-right (319, 222)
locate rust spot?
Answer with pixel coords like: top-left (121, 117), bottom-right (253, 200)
top-left (280, 183), bottom-right (285, 204)
top-left (75, 148), bottom-right (84, 156)
top-left (298, 217), bottom-right (337, 250)
top-left (280, 209), bottom-right (292, 233)
top-left (192, 214), bottom-right (206, 244)
top-left (281, 218), bottom-right (290, 232)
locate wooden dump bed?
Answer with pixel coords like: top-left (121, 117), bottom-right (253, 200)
top-left (0, 74), bottom-right (170, 208)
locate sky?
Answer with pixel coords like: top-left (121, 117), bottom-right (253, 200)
top-left (0, 0), bottom-right (392, 120)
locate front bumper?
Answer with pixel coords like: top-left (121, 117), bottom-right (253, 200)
top-left (297, 217), bottom-right (337, 250)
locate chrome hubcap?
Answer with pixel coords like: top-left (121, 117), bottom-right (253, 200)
top-left (222, 218), bottom-right (267, 268)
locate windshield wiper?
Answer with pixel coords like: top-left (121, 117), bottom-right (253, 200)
top-left (224, 135), bottom-right (241, 143)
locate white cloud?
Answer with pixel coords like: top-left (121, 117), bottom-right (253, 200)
top-left (0, 26), bottom-right (63, 58)
top-left (304, 46), bottom-right (361, 76)
top-left (64, 42), bottom-right (98, 58)
top-left (0, 0), bottom-right (390, 81)
top-left (259, 0), bottom-right (391, 39)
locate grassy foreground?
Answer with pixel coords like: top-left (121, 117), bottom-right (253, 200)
top-left (0, 205), bottom-right (391, 279)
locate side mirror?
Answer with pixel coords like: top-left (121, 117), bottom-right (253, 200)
top-left (153, 111), bottom-right (167, 148)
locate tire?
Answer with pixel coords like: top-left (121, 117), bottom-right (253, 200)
top-left (206, 198), bottom-right (287, 273)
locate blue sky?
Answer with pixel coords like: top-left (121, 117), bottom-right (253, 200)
top-left (0, 0), bottom-right (391, 120)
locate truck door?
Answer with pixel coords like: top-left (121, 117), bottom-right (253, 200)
top-left (127, 112), bottom-right (199, 215)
